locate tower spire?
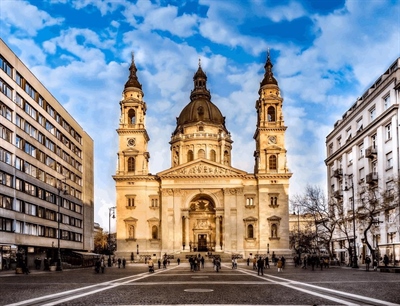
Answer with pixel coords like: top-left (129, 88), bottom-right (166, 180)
top-left (260, 49), bottom-right (278, 86)
top-left (124, 51), bottom-right (142, 90)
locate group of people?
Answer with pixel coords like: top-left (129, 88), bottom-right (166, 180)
top-left (189, 255), bottom-right (205, 271)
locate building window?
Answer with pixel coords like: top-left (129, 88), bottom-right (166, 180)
top-left (328, 143), bottom-right (333, 155)
top-left (0, 102), bottom-right (12, 121)
top-left (383, 95), bottom-right (391, 110)
top-left (127, 157), bottom-right (135, 172)
top-left (150, 198), bottom-right (158, 207)
top-left (246, 197), bottom-right (254, 206)
top-left (267, 106), bottom-right (275, 122)
top-left (269, 155), bottom-right (277, 170)
top-left (0, 78), bottom-right (13, 100)
top-left (0, 55), bottom-right (13, 77)
top-left (356, 118), bottom-right (363, 132)
top-left (337, 137), bottom-right (342, 148)
top-left (371, 134), bottom-right (377, 148)
top-left (187, 150), bottom-right (193, 162)
top-left (127, 196), bottom-right (135, 207)
top-left (270, 196), bottom-right (278, 206)
top-left (247, 224), bottom-right (254, 238)
top-left (0, 148), bottom-right (12, 165)
top-left (210, 150), bottom-right (216, 162)
top-left (347, 151), bottom-right (353, 165)
top-left (369, 107), bottom-right (376, 121)
top-left (385, 123), bottom-right (392, 140)
top-left (386, 152), bottom-right (393, 169)
top-left (151, 225), bottom-right (158, 239)
top-left (359, 143), bottom-right (364, 158)
top-left (346, 128), bottom-right (352, 141)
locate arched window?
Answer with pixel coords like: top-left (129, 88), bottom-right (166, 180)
top-left (270, 196), bottom-right (278, 206)
top-left (128, 157), bottom-right (135, 172)
top-left (267, 106), bottom-right (275, 122)
top-left (198, 149), bottom-right (205, 159)
top-left (128, 109), bottom-right (136, 124)
top-left (269, 155), bottom-right (277, 170)
top-left (152, 225), bottom-right (158, 239)
top-left (210, 150), bottom-right (216, 162)
top-left (247, 224), bottom-right (254, 238)
top-left (187, 150), bottom-right (194, 162)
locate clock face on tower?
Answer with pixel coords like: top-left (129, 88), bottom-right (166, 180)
top-left (127, 138), bottom-right (136, 147)
top-left (268, 136), bottom-right (277, 144)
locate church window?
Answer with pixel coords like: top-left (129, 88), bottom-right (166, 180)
top-left (267, 106), bottom-right (275, 122)
top-left (198, 149), bottom-right (205, 159)
top-left (128, 157), bottom-right (135, 172)
top-left (269, 155), bottom-right (277, 170)
top-left (198, 126), bottom-right (204, 131)
top-left (245, 196), bottom-right (255, 207)
top-left (151, 198), bottom-right (158, 207)
top-left (128, 109), bottom-right (136, 124)
top-left (152, 225), bottom-right (158, 239)
top-left (210, 150), bottom-right (216, 162)
top-left (127, 196), bottom-right (135, 207)
top-left (247, 224), bottom-right (254, 238)
top-left (270, 197), bottom-right (278, 206)
top-left (187, 150), bottom-right (194, 162)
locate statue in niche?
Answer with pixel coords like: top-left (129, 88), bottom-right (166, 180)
top-left (271, 224), bottom-right (277, 238)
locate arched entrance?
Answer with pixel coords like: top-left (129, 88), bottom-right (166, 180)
top-left (187, 194), bottom-right (216, 252)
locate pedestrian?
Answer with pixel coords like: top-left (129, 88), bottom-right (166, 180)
top-left (257, 257), bottom-right (264, 275)
top-left (365, 256), bottom-right (371, 271)
top-left (118, 258), bottom-right (121, 268)
top-left (302, 255), bottom-right (307, 269)
top-left (311, 254), bottom-right (316, 271)
top-left (200, 256), bottom-right (204, 268)
top-left (277, 257), bottom-right (283, 272)
top-left (383, 254), bottom-right (389, 267)
top-left (293, 255), bottom-right (298, 268)
top-left (247, 257), bottom-right (250, 266)
top-left (122, 257), bottom-right (126, 268)
top-left (272, 252), bottom-right (276, 266)
top-left (232, 257), bottom-right (237, 269)
top-left (95, 258), bottom-right (101, 273)
top-left (177, 258), bottom-right (181, 265)
top-left (252, 256), bottom-right (257, 270)
top-left (373, 258), bottom-right (378, 271)
top-left (100, 258), bottom-right (105, 273)
top-left (281, 256), bottom-right (286, 270)
top-left (163, 258), bottom-right (167, 269)
top-left (22, 260), bottom-right (30, 275)
top-left (158, 258), bottom-right (161, 269)
top-left (265, 256), bottom-right (270, 269)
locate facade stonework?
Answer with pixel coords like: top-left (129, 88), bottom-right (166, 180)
top-left (113, 53), bottom-right (292, 259)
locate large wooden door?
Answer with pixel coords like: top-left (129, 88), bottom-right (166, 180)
top-left (198, 234), bottom-right (207, 251)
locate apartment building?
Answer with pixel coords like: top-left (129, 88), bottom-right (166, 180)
top-left (325, 57), bottom-right (400, 266)
top-left (0, 39), bottom-right (94, 270)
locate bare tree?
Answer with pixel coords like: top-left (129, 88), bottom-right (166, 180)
top-left (291, 185), bottom-right (337, 258)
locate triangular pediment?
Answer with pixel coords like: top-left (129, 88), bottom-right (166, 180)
top-left (157, 159), bottom-right (247, 177)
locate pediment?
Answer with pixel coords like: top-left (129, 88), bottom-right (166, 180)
top-left (267, 215), bottom-right (281, 221)
top-left (157, 159), bottom-right (247, 177)
top-left (122, 148), bottom-right (139, 155)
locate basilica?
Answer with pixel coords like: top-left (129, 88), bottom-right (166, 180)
top-left (113, 53), bottom-right (292, 260)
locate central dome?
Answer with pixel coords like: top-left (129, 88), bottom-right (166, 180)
top-left (177, 98), bottom-right (225, 125)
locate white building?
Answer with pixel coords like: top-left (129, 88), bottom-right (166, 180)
top-left (325, 57), bottom-right (400, 266)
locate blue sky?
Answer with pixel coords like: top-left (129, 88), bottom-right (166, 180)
top-left (1, 0), bottom-right (399, 231)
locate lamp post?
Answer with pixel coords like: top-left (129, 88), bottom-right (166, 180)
top-left (56, 181), bottom-right (66, 272)
top-left (345, 175), bottom-right (359, 268)
top-left (108, 206), bottom-right (116, 267)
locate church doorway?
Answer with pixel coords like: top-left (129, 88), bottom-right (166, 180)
top-left (187, 194), bottom-right (216, 252)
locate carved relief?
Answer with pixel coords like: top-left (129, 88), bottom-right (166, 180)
top-left (167, 163), bottom-right (237, 176)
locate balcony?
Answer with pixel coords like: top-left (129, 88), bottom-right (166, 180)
top-left (333, 190), bottom-right (343, 199)
top-left (365, 146), bottom-right (377, 159)
top-left (333, 168), bottom-right (343, 178)
top-left (366, 172), bottom-right (378, 184)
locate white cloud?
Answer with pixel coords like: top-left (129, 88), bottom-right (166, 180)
top-left (1, 0), bottom-right (63, 36)
top-left (71, 0), bottom-right (125, 16)
top-left (7, 37), bottom-right (47, 65)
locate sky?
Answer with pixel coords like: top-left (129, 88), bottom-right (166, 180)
top-left (1, 0), bottom-right (399, 232)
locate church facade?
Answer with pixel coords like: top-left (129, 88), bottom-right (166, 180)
top-left (113, 53), bottom-right (292, 260)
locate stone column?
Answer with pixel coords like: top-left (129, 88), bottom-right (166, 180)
top-left (185, 216), bottom-right (190, 249)
top-left (215, 216), bottom-right (220, 251)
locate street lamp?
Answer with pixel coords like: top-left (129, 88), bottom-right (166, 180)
top-left (344, 175), bottom-right (359, 268)
top-left (108, 206), bottom-right (116, 267)
top-left (56, 180), bottom-right (67, 272)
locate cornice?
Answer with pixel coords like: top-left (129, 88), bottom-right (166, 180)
top-left (112, 174), bottom-right (159, 182)
top-left (255, 173), bottom-right (293, 180)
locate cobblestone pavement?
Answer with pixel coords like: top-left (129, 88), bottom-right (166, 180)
top-left (0, 261), bottom-right (399, 305)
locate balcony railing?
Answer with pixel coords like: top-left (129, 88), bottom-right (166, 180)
top-left (333, 168), bottom-right (343, 178)
top-left (333, 190), bottom-right (343, 198)
top-left (365, 146), bottom-right (377, 159)
top-left (366, 172), bottom-right (378, 184)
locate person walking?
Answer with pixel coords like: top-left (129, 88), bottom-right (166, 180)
top-left (177, 258), bottom-right (181, 265)
top-left (122, 257), bottom-right (126, 268)
top-left (265, 256), bottom-right (270, 269)
top-left (252, 256), bottom-right (257, 270)
top-left (373, 258), bottom-right (378, 271)
top-left (277, 257), bottom-right (283, 272)
top-left (383, 254), bottom-right (389, 267)
top-left (117, 258), bottom-right (121, 268)
top-left (302, 255), bottom-right (307, 269)
top-left (281, 256), bottom-right (286, 270)
top-left (257, 257), bottom-right (264, 275)
top-left (100, 258), bottom-right (105, 273)
top-left (365, 256), bottom-right (371, 271)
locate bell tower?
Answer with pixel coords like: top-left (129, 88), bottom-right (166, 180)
top-left (116, 53), bottom-right (150, 176)
top-left (254, 51), bottom-right (289, 175)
